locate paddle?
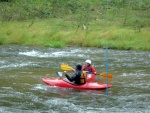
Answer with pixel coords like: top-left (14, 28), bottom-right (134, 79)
top-left (60, 64), bottom-right (74, 71)
top-left (56, 72), bottom-right (63, 78)
top-left (100, 73), bottom-right (112, 79)
top-left (60, 64), bottom-right (112, 78)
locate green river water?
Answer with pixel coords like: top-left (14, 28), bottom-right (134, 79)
top-left (0, 45), bottom-right (149, 113)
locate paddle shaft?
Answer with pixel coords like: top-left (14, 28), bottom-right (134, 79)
top-left (61, 64), bottom-right (112, 78)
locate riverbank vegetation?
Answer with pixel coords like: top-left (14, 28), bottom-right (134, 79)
top-left (0, 0), bottom-right (150, 50)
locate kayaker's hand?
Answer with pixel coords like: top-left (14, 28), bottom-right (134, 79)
top-left (72, 68), bottom-right (75, 72)
top-left (64, 71), bottom-right (67, 74)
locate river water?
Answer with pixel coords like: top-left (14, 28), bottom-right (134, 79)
top-left (0, 45), bottom-right (149, 113)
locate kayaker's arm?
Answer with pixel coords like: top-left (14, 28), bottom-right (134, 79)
top-left (71, 68), bottom-right (75, 72)
top-left (65, 73), bottom-right (73, 82)
top-left (64, 71), bottom-right (75, 82)
top-left (91, 66), bottom-right (97, 75)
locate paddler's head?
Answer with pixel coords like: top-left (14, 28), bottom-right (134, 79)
top-left (85, 60), bottom-right (91, 66)
top-left (76, 63), bottom-right (82, 70)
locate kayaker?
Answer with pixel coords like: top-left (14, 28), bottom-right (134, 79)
top-left (64, 63), bottom-right (86, 85)
top-left (82, 60), bottom-right (97, 81)
top-left (82, 60), bottom-right (97, 74)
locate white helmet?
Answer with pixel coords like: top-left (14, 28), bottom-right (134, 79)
top-left (85, 60), bottom-right (91, 64)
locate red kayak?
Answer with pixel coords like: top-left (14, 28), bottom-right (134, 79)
top-left (42, 78), bottom-right (112, 90)
top-left (86, 74), bottom-right (96, 82)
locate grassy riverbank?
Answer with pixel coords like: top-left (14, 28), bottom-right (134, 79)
top-left (0, 0), bottom-right (149, 50)
top-left (0, 19), bottom-right (149, 50)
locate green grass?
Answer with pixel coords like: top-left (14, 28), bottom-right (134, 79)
top-left (0, 19), bottom-right (149, 50)
top-left (0, 0), bottom-right (149, 50)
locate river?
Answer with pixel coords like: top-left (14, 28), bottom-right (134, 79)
top-left (0, 45), bottom-right (149, 113)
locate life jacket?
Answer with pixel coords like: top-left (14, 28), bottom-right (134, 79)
top-left (80, 71), bottom-right (86, 84)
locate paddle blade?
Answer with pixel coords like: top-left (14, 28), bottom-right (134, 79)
top-left (100, 73), bottom-right (112, 78)
top-left (61, 64), bottom-right (73, 71)
top-left (56, 72), bottom-right (63, 78)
